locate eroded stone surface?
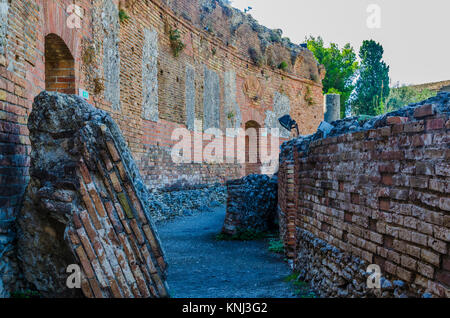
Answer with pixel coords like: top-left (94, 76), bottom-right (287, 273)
top-left (185, 64), bottom-right (196, 131)
top-left (265, 92), bottom-right (291, 138)
top-left (102, 0), bottom-right (121, 111)
top-left (142, 28), bottom-right (159, 122)
top-left (224, 70), bottom-right (242, 135)
top-left (203, 66), bottom-right (220, 131)
top-left (17, 92), bottom-right (168, 298)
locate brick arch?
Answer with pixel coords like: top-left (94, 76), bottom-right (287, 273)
top-left (43, 0), bottom-right (81, 56)
top-left (45, 33), bottom-right (76, 94)
top-left (42, 0), bottom-right (83, 92)
top-left (241, 107), bottom-right (265, 129)
top-left (245, 120), bottom-right (262, 176)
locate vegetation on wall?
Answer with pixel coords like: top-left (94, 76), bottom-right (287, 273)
top-left (93, 77), bottom-right (105, 95)
top-left (169, 28), bottom-right (186, 58)
top-left (304, 86), bottom-right (314, 106)
top-left (278, 61), bottom-right (288, 72)
top-left (118, 9), bottom-right (130, 23)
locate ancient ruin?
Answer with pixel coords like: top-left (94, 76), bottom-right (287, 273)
top-left (222, 174), bottom-right (278, 236)
top-left (18, 91), bottom-right (168, 298)
top-left (279, 93), bottom-right (450, 297)
top-left (0, 0), bottom-right (448, 299)
top-left (0, 0), bottom-right (324, 297)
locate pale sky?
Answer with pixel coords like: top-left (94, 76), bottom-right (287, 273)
top-left (230, 0), bottom-right (450, 86)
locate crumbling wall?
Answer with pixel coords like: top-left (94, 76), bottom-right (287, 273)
top-left (1, 0), bottom-right (324, 296)
top-left (17, 92), bottom-right (168, 298)
top-left (278, 93), bottom-right (450, 298)
top-left (223, 174), bottom-right (278, 235)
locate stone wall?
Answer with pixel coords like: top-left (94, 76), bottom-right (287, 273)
top-left (223, 174), bottom-right (278, 236)
top-left (0, 0), bottom-right (324, 296)
top-left (278, 93), bottom-right (450, 298)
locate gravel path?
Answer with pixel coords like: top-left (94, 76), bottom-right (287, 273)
top-left (156, 206), bottom-right (298, 298)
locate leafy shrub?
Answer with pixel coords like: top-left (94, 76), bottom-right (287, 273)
top-left (119, 9), bottom-right (130, 23)
top-left (284, 272), bottom-right (316, 298)
top-left (278, 61), bottom-right (288, 71)
top-left (304, 86), bottom-right (314, 106)
top-left (169, 28), bottom-right (186, 58)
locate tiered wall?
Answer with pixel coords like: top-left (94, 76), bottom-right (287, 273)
top-left (279, 101), bottom-right (450, 298)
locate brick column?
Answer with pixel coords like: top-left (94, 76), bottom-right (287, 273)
top-left (278, 159), bottom-right (297, 260)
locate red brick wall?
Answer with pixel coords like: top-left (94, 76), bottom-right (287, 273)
top-left (45, 34), bottom-right (76, 94)
top-left (278, 104), bottom-right (450, 297)
top-left (0, 0), bottom-right (324, 292)
top-left (1, 0), bottom-right (323, 295)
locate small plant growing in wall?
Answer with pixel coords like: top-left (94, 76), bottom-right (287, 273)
top-left (118, 9), bottom-right (130, 23)
top-left (169, 28), bottom-right (186, 58)
top-left (211, 47), bottom-right (217, 56)
top-left (82, 45), bottom-right (96, 65)
top-left (93, 77), bottom-right (105, 95)
top-left (227, 111), bottom-right (236, 125)
top-left (278, 61), bottom-right (288, 72)
top-left (304, 86), bottom-right (314, 106)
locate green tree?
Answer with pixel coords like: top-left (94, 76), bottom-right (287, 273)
top-left (351, 40), bottom-right (390, 116)
top-left (307, 36), bottom-right (358, 118)
top-left (385, 84), bottom-right (436, 112)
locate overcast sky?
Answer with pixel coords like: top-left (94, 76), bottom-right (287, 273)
top-left (230, 0), bottom-right (450, 86)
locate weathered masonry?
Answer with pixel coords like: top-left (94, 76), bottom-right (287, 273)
top-left (18, 92), bottom-right (169, 298)
top-left (0, 0), bottom-right (324, 297)
top-left (278, 94), bottom-right (450, 298)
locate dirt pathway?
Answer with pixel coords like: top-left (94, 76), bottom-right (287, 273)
top-left (157, 206), bottom-right (298, 298)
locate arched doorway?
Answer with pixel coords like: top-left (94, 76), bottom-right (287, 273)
top-left (245, 120), bottom-right (261, 176)
top-left (45, 34), bottom-right (75, 94)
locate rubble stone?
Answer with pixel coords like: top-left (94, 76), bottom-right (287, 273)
top-left (223, 174), bottom-right (278, 235)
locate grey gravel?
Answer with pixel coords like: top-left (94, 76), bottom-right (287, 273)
top-left (157, 206), bottom-right (298, 298)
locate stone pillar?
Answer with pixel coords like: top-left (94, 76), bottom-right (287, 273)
top-left (324, 94), bottom-right (340, 123)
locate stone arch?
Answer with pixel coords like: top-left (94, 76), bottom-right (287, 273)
top-left (245, 120), bottom-right (261, 176)
top-left (45, 33), bottom-right (76, 94)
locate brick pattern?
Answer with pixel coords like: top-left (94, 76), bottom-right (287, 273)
top-left (68, 129), bottom-right (168, 298)
top-left (1, 0), bottom-right (324, 296)
top-left (278, 104), bottom-right (450, 297)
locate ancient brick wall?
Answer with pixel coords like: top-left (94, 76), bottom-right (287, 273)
top-left (278, 99), bottom-right (450, 297)
top-left (0, 0), bottom-right (324, 296)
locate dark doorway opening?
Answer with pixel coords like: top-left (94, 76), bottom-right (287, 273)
top-left (45, 33), bottom-right (75, 94)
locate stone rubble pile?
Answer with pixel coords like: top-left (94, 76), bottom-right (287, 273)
top-left (222, 174), bottom-right (278, 235)
top-left (282, 92), bottom-right (450, 159)
top-left (148, 185), bottom-right (227, 222)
